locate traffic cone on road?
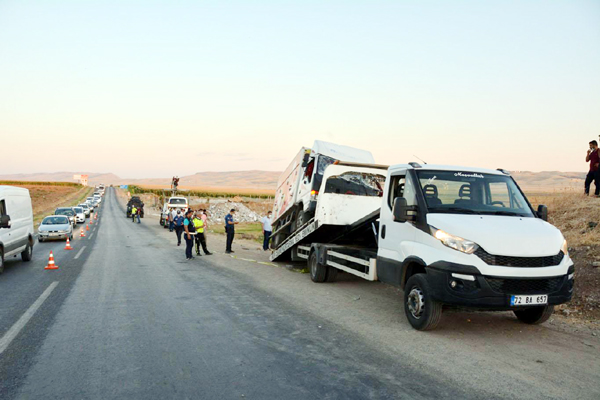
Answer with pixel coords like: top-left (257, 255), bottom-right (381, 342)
top-left (64, 238), bottom-right (73, 250)
top-left (95, 213), bottom-right (98, 220)
top-left (80, 228), bottom-right (86, 237)
top-left (89, 218), bottom-right (93, 225)
top-left (86, 224), bottom-right (90, 231)
top-left (45, 251), bottom-right (59, 270)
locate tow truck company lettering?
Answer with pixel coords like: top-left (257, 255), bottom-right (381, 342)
top-left (454, 172), bottom-right (484, 179)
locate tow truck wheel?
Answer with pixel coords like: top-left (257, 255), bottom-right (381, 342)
top-left (0, 248), bottom-right (4, 274)
top-left (404, 274), bottom-right (443, 331)
top-left (309, 252), bottom-right (327, 283)
top-left (325, 266), bottom-right (338, 282)
top-left (514, 305), bottom-right (554, 325)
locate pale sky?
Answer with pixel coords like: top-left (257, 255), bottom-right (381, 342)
top-left (1, 0), bottom-right (599, 178)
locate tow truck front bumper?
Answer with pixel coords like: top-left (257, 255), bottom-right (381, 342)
top-left (426, 262), bottom-right (574, 310)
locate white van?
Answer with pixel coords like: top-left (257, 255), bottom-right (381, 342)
top-left (0, 186), bottom-right (35, 273)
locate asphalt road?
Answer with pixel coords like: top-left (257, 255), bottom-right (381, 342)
top-left (0, 188), bottom-right (598, 399)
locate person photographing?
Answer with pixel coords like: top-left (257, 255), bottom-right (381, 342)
top-left (585, 140), bottom-right (599, 197)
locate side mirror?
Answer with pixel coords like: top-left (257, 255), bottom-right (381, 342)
top-left (301, 152), bottom-right (310, 168)
top-left (0, 215), bottom-right (11, 229)
top-left (392, 197), bottom-right (416, 222)
top-left (537, 204), bottom-right (548, 221)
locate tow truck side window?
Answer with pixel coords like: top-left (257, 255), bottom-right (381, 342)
top-left (387, 174), bottom-right (416, 209)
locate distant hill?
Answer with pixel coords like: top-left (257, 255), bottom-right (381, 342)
top-left (0, 170), bottom-right (586, 192)
top-left (0, 171), bottom-right (281, 190)
top-left (511, 171), bottom-right (586, 192)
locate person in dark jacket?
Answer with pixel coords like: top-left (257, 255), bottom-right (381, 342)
top-left (183, 209), bottom-right (196, 260)
top-left (225, 209), bottom-right (238, 254)
top-left (173, 210), bottom-right (185, 246)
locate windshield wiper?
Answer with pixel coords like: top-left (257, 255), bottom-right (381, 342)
top-left (429, 207), bottom-right (481, 215)
top-left (486, 210), bottom-right (522, 216)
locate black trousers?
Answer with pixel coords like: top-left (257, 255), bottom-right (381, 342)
top-left (585, 170), bottom-right (600, 195)
top-left (185, 235), bottom-right (194, 259)
top-left (195, 232), bottom-right (210, 255)
top-left (226, 228), bottom-right (235, 252)
top-left (175, 226), bottom-right (184, 244)
top-left (263, 230), bottom-right (271, 250)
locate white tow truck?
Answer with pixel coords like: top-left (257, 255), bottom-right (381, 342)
top-left (271, 161), bottom-right (574, 330)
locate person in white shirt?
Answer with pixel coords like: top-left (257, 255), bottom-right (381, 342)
top-left (260, 211), bottom-right (273, 251)
top-left (170, 208), bottom-right (177, 232)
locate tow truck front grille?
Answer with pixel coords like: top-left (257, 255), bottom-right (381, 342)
top-left (486, 276), bottom-right (564, 294)
top-left (474, 248), bottom-right (564, 268)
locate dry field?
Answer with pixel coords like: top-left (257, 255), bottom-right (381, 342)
top-left (136, 184), bottom-right (275, 197)
top-left (527, 189), bottom-right (600, 321)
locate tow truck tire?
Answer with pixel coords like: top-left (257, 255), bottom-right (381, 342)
top-left (404, 274), bottom-right (443, 331)
top-left (21, 241), bottom-right (33, 262)
top-left (325, 266), bottom-right (338, 282)
top-left (514, 305), bottom-right (554, 325)
top-left (0, 248), bottom-right (4, 274)
top-left (309, 252), bottom-right (327, 283)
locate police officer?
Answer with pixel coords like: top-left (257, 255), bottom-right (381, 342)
top-left (173, 210), bottom-right (185, 246)
top-left (225, 209), bottom-right (238, 254)
top-left (192, 212), bottom-right (212, 256)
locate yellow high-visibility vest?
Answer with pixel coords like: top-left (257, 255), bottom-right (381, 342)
top-left (192, 217), bottom-right (204, 233)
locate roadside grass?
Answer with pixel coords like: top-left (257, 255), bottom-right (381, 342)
top-left (526, 189), bottom-right (600, 321)
top-left (128, 185), bottom-right (274, 199)
top-left (209, 222), bottom-right (265, 242)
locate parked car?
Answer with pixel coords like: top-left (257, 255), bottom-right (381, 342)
top-left (55, 207), bottom-right (76, 226)
top-left (79, 203), bottom-right (91, 217)
top-left (0, 186), bottom-right (34, 273)
top-left (73, 207), bottom-right (86, 224)
top-left (86, 197), bottom-right (97, 208)
top-left (38, 215), bottom-right (73, 242)
top-left (93, 194), bottom-right (102, 204)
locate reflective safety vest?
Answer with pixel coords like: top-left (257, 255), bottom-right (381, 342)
top-left (192, 217), bottom-right (204, 233)
top-left (132, 207), bottom-right (137, 214)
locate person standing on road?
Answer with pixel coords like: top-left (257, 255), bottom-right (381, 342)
top-left (136, 207), bottom-right (141, 224)
top-left (193, 212), bottom-right (212, 256)
top-left (225, 209), bottom-right (238, 254)
top-left (169, 208), bottom-right (176, 232)
top-left (585, 140), bottom-right (599, 197)
top-left (183, 209), bottom-right (196, 260)
top-left (201, 209), bottom-right (208, 228)
top-left (174, 210), bottom-right (185, 246)
top-left (131, 206), bottom-right (137, 223)
top-left (260, 211), bottom-right (273, 251)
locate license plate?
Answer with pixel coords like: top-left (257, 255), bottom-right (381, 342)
top-left (511, 295), bottom-right (548, 306)
top-left (49, 233), bottom-right (59, 237)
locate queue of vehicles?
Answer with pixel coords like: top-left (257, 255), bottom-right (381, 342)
top-left (270, 141), bottom-right (574, 331)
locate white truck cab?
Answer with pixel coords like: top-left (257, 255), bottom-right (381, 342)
top-left (0, 186), bottom-right (35, 273)
top-left (296, 163), bottom-right (573, 330)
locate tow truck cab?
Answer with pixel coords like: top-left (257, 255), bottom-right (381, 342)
top-left (377, 164), bottom-right (573, 329)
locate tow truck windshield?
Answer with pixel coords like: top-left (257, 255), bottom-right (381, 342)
top-left (416, 170), bottom-right (534, 217)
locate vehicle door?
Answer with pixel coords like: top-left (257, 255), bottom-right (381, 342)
top-left (378, 170), bottom-right (418, 263)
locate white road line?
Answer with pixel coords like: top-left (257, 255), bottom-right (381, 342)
top-left (0, 281), bottom-right (59, 355)
top-left (74, 246), bottom-right (87, 259)
top-left (88, 233), bottom-right (94, 240)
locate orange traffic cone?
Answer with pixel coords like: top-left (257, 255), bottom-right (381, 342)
top-left (90, 218), bottom-right (94, 225)
top-left (45, 251), bottom-right (59, 270)
top-left (80, 228), bottom-right (86, 237)
top-left (86, 224), bottom-right (90, 231)
top-left (64, 238), bottom-right (73, 250)
top-left (95, 214), bottom-right (98, 220)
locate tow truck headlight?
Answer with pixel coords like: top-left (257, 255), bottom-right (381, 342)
top-left (561, 239), bottom-right (569, 256)
top-left (430, 227), bottom-right (479, 254)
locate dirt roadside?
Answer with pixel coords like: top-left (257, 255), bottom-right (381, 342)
top-left (132, 192), bottom-right (600, 400)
